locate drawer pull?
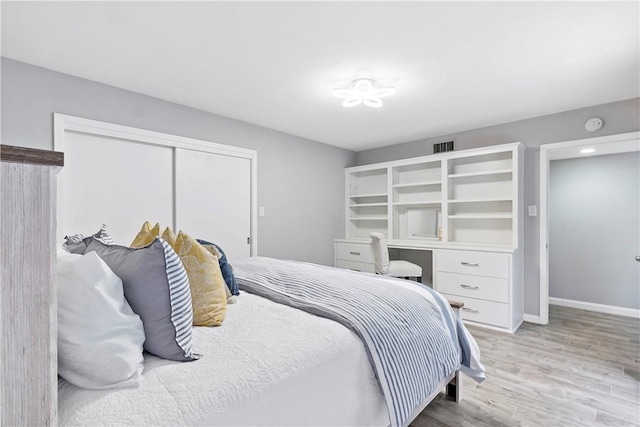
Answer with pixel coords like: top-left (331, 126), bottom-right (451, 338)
top-left (349, 251), bottom-right (361, 256)
top-left (461, 261), bottom-right (479, 267)
top-left (460, 284), bottom-right (479, 290)
top-left (462, 307), bottom-right (479, 313)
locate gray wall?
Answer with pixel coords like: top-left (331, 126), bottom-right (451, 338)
top-left (1, 58), bottom-right (356, 266)
top-left (549, 152), bottom-right (640, 310)
top-left (356, 98), bottom-right (640, 316)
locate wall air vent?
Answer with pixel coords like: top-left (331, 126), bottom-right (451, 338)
top-left (433, 140), bottom-right (455, 154)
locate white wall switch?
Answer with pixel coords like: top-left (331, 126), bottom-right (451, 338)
top-left (259, 206), bottom-right (265, 217)
top-left (528, 205), bottom-right (537, 217)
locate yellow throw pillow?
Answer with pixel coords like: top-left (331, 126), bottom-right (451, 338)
top-left (174, 230), bottom-right (227, 326)
top-left (130, 223), bottom-right (227, 325)
top-left (161, 226), bottom-right (177, 246)
top-left (130, 221), bottom-right (160, 248)
top-left (131, 223), bottom-right (176, 247)
top-left (202, 244), bottom-right (232, 301)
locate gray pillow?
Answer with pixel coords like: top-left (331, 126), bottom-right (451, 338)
top-left (83, 237), bottom-right (198, 362)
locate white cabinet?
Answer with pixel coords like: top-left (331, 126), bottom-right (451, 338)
top-left (437, 272), bottom-right (509, 303)
top-left (436, 249), bottom-right (510, 278)
top-left (435, 248), bottom-right (522, 332)
top-left (334, 241), bottom-right (376, 273)
top-left (338, 142), bottom-right (524, 333)
top-left (441, 295), bottom-right (511, 329)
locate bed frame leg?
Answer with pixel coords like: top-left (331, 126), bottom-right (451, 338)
top-left (446, 371), bottom-right (461, 402)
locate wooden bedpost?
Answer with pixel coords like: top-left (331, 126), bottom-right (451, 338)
top-left (447, 299), bottom-right (464, 402)
top-left (1, 145), bottom-right (64, 426)
top-left (448, 299), bottom-right (464, 319)
top-left (446, 371), bottom-right (462, 402)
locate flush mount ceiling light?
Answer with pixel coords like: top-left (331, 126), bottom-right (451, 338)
top-left (580, 148), bottom-right (595, 154)
top-left (332, 78), bottom-right (396, 108)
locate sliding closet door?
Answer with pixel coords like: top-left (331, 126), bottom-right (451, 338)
top-left (175, 148), bottom-right (251, 261)
top-left (61, 132), bottom-right (174, 244)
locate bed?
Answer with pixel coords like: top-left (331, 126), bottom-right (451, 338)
top-left (57, 252), bottom-right (484, 427)
top-left (59, 290), bottom-right (388, 426)
top-left (53, 116), bottom-right (485, 427)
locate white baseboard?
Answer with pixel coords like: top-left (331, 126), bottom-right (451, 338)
top-left (523, 314), bottom-right (541, 324)
top-left (549, 297), bottom-right (640, 318)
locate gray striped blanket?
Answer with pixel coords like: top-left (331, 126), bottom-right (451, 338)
top-left (233, 257), bottom-right (485, 427)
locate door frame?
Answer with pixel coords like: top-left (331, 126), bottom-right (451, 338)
top-left (539, 131), bottom-right (640, 324)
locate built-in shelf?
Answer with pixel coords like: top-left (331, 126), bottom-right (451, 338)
top-left (447, 197), bottom-right (512, 204)
top-left (448, 213), bottom-right (513, 219)
top-left (400, 236), bottom-right (441, 241)
top-left (349, 216), bottom-right (388, 221)
top-left (392, 181), bottom-right (441, 188)
top-left (349, 192), bottom-right (387, 198)
top-left (349, 202), bottom-right (388, 207)
top-left (393, 201), bottom-right (441, 206)
top-left (448, 169), bottom-right (513, 179)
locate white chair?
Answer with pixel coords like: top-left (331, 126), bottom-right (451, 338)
top-left (369, 232), bottom-right (422, 282)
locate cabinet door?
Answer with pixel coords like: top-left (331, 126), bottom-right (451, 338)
top-left (175, 148), bottom-right (251, 261)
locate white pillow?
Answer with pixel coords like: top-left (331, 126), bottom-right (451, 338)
top-left (56, 248), bottom-right (145, 389)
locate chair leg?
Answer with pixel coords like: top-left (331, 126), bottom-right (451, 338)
top-left (417, 276), bottom-right (422, 283)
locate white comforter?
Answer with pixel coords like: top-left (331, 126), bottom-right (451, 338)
top-left (58, 292), bottom-right (389, 426)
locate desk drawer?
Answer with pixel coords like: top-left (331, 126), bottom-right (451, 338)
top-left (335, 242), bottom-right (375, 263)
top-left (440, 293), bottom-right (509, 328)
top-left (336, 260), bottom-right (376, 274)
top-left (437, 249), bottom-right (509, 278)
top-left (437, 271), bottom-right (508, 303)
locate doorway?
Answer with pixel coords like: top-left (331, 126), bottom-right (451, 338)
top-left (539, 131), bottom-right (640, 324)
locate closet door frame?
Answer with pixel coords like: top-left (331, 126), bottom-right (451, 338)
top-left (53, 113), bottom-right (258, 255)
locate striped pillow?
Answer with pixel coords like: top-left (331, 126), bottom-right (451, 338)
top-left (63, 224), bottom-right (115, 253)
top-left (82, 236), bottom-right (198, 362)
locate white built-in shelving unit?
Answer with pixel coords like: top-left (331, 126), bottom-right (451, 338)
top-left (445, 149), bottom-right (517, 247)
top-left (391, 160), bottom-right (442, 242)
top-left (347, 168), bottom-right (388, 238)
top-left (336, 142), bottom-right (525, 333)
top-left (344, 143), bottom-right (522, 249)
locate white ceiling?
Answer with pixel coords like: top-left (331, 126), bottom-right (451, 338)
top-left (2, 1), bottom-right (639, 152)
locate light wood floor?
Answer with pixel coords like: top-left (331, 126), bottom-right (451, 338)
top-left (414, 305), bottom-right (640, 427)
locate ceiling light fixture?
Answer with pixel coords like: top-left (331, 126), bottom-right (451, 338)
top-left (332, 78), bottom-right (395, 108)
top-left (580, 148), bottom-right (595, 154)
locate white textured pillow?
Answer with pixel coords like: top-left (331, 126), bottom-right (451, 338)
top-left (57, 248), bottom-right (145, 389)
